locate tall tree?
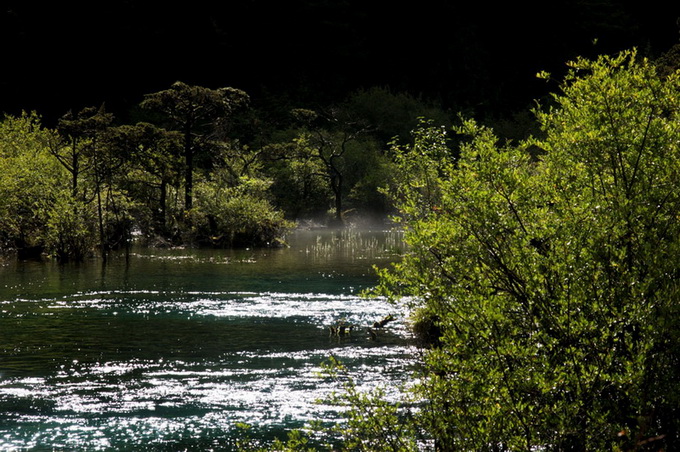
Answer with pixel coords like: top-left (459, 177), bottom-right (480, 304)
top-left (51, 105), bottom-right (114, 198)
top-left (291, 107), bottom-right (371, 225)
top-left (139, 81), bottom-right (249, 212)
top-left (0, 112), bottom-right (64, 256)
top-left (49, 106), bottom-right (115, 258)
top-left (104, 122), bottom-right (182, 236)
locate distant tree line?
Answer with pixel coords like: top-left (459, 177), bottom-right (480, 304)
top-left (0, 81), bottom-right (454, 261)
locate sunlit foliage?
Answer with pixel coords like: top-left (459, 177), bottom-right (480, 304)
top-left (0, 112), bottom-right (66, 256)
top-left (367, 49), bottom-right (680, 450)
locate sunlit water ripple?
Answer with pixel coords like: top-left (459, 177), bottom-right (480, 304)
top-left (1, 257), bottom-right (417, 451)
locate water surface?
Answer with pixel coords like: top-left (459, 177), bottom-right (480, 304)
top-left (0, 228), bottom-right (415, 450)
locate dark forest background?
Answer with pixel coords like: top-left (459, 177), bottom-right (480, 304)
top-left (2, 1), bottom-right (679, 124)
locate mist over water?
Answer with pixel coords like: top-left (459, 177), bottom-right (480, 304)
top-left (0, 228), bottom-right (416, 450)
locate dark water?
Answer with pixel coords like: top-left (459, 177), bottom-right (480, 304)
top-left (0, 228), bottom-right (416, 450)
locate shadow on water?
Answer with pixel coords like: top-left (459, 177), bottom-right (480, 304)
top-left (0, 227), bottom-right (414, 449)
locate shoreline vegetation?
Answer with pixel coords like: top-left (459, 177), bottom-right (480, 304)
top-left (0, 80), bottom-right (452, 262)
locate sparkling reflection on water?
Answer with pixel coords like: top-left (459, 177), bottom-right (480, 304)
top-left (0, 229), bottom-right (416, 450)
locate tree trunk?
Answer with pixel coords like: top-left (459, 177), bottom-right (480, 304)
top-left (159, 180), bottom-right (167, 231)
top-left (71, 140), bottom-right (79, 197)
top-left (184, 129), bottom-right (193, 212)
top-left (331, 171), bottom-right (344, 225)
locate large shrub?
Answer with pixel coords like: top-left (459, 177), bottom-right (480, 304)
top-left (365, 50), bottom-right (680, 450)
top-left (44, 191), bottom-right (98, 262)
top-left (0, 113), bottom-right (65, 256)
top-left (191, 172), bottom-right (293, 248)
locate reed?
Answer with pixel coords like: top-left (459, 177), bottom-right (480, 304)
top-left (305, 228), bottom-right (405, 261)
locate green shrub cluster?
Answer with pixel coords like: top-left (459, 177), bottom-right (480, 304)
top-left (366, 49), bottom-right (680, 451)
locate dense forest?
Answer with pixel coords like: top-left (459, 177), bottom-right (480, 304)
top-left (0, 81), bottom-right (457, 260)
top-left (2, 0), bottom-right (678, 120)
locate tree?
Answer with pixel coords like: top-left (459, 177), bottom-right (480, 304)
top-left (51, 105), bottom-right (114, 198)
top-left (0, 112), bottom-right (64, 257)
top-left (291, 107), bottom-right (373, 225)
top-left (260, 139), bottom-right (332, 220)
top-left (341, 86), bottom-right (451, 147)
top-left (104, 122), bottom-right (182, 238)
top-left (191, 171), bottom-right (292, 248)
top-left (188, 141), bottom-right (293, 248)
top-left (361, 49), bottom-right (680, 450)
top-left (44, 189), bottom-right (98, 262)
top-left (139, 81), bottom-right (249, 212)
top-left (52, 105), bottom-right (127, 257)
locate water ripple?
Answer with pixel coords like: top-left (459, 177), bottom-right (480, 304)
top-left (0, 289), bottom-right (416, 450)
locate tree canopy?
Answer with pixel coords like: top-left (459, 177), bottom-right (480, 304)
top-left (1, 79), bottom-right (454, 259)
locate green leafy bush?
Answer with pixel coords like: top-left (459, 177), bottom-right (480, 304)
top-left (45, 191), bottom-right (98, 262)
top-left (367, 49), bottom-right (680, 450)
top-left (191, 173), bottom-right (293, 247)
top-left (0, 113), bottom-right (65, 256)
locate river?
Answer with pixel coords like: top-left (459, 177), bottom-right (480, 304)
top-left (0, 228), bottom-right (417, 450)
